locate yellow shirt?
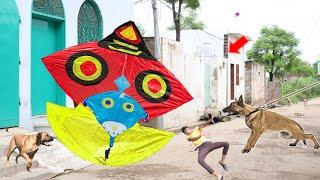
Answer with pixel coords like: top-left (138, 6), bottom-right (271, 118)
top-left (188, 126), bottom-right (207, 147)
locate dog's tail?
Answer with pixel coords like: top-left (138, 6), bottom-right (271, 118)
top-left (5, 128), bottom-right (17, 136)
top-left (279, 131), bottom-right (293, 139)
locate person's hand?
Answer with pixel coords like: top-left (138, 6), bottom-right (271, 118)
top-left (211, 118), bottom-right (215, 124)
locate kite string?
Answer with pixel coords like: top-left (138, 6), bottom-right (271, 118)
top-left (121, 54), bottom-right (128, 75)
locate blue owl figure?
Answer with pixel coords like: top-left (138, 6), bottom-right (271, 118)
top-left (83, 75), bottom-right (148, 159)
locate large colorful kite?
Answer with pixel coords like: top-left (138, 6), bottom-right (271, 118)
top-left (43, 21), bottom-right (192, 166)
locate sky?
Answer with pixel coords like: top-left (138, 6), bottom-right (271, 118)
top-left (133, 0), bottom-right (320, 64)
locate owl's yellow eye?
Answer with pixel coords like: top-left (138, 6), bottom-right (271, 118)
top-left (123, 102), bottom-right (134, 112)
top-left (102, 98), bottom-right (114, 108)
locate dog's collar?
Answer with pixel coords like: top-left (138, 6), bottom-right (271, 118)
top-left (245, 108), bottom-right (260, 118)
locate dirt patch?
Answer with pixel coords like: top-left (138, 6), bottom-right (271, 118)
top-left (234, 128), bottom-right (251, 134)
top-left (84, 164), bottom-right (190, 179)
top-left (275, 170), bottom-right (320, 180)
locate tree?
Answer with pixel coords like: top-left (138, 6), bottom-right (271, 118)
top-left (136, 23), bottom-right (146, 36)
top-left (313, 62), bottom-right (317, 72)
top-left (290, 59), bottom-right (316, 79)
top-left (164, 0), bottom-right (201, 41)
top-left (247, 26), bottom-right (300, 81)
top-left (168, 10), bottom-right (205, 30)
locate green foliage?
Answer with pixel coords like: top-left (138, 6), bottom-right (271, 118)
top-left (136, 23), bottom-right (146, 36)
top-left (164, 0), bottom-right (201, 41)
top-left (164, 0), bottom-right (200, 9)
top-left (290, 59), bottom-right (316, 78)
top-left (313, 60), bottom-right (320, 74)
top-left (247, 26), bottom-right (300, 81)
top-left (168, 10), bottom-right (205, 30)
top-left (280, 77), bottom-right (320, 105)
top-left (184, 0), bottom-right (200, 9)
top-left (313, 62), bottom-right (318, 72)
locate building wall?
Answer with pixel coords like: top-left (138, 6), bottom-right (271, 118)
top-left (204, 56), bottom-right (245, 109)
top-left (245, 61), bottom-right (253, 104)
top-left (227, 54), bottom-right (245, 105)
top-left (15, 0), bottom-right (133, 130)
top-left (204, 57), bottom-right (227, 109)
top-left (265, 79), bottom-right (281, 103)
top-left (245, 61), bottom-right (265, 106)
top-left (143, 37), bottom-right (206, 129)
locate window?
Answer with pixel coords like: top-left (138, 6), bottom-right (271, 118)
top-left (78, 0), bottom-right (103, 43)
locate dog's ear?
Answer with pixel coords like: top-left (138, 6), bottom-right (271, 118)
top-left (238, 95), bottom-right (244, 107)
top-left (36, 132), bottom-right (42, 145)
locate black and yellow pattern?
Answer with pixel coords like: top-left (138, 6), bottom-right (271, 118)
top-left (135, 70), bottom-right (171, 103)
top-left (66, 51), bottom-right (108, 85)
top-left (98, 21), bottom-right (156, 60)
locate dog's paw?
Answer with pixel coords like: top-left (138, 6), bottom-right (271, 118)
top-left (314, 145), bottom-right (320, 149)
top-left (241, 148), bottom-right (251, 153)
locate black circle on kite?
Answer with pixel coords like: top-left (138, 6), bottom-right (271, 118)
top-left (123, 102), bottom-right (134, 112)
top-left (66, 51), bottom-right (108, 85)
top-left (135, 70), bottom-right (171, 103)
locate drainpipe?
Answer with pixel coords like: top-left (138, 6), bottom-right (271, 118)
top-left (226, 58), bottom-right (229, 106)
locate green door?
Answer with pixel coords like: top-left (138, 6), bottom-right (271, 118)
top-left (31, 18), bottom-right (65, 115)
top-left (0, 0), bottom-right (20, 128)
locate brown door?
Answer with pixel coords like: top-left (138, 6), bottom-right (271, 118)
top-left (236, 64), bottom-right (239, 85)
top-left (230, 64), bottom-right (235, 100)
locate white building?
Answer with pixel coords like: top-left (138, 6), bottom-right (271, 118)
top-left (0, 0), bottom-right (133, 130)
top-left (140, 31), bottom-right (246, 129)
top-left (164, 30), bottom-right (246, 110)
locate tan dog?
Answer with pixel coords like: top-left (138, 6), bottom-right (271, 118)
top-left (6, 129), bottom-right (53, 171)
top-left (223, 95), bottom-right (320, 153)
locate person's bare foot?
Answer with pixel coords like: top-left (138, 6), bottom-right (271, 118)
top-left (216, 174), bottom-right (223, 180)
top-left (213, 171), bottom-right (223, 180)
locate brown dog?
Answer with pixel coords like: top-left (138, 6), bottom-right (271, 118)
top-left (223, 95), bottom-right (320, 153)
top-left (6, 129), bottom-right (53, 171)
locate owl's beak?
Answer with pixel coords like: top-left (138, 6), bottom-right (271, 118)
top-left (111, 125), bottom-right (118, 131)
top-left (102, 121), bottom-right (127, 137)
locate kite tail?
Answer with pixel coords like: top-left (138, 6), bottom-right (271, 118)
top-left (105, 136), bottom-right (116, 159)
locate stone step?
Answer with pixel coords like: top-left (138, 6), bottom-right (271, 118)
top-left (0, 167), bottom-right (55, 180)
top-left (0, 156), bottom-right (40, 177)
top-left (34, 142), bottom-right (91, 174)
top-left (32, 116), bottom-right (55, 137)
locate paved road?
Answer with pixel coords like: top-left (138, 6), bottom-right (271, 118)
top-left (54, 98), bottom-right (320, 180)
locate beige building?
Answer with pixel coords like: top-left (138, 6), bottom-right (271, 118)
top-left (245, 61), bottom-right (265, 106)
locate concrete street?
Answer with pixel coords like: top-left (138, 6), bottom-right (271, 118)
top-left (53, 97), bottom-right (320, 180)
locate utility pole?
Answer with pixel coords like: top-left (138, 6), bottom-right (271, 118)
top-left (151, 0), bottom-right (163, 129)
top-left (151, 0), bottom-right (160, 60)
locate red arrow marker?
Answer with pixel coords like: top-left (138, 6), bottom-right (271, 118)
top-left (229, 36), bottom-right (248, 54)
